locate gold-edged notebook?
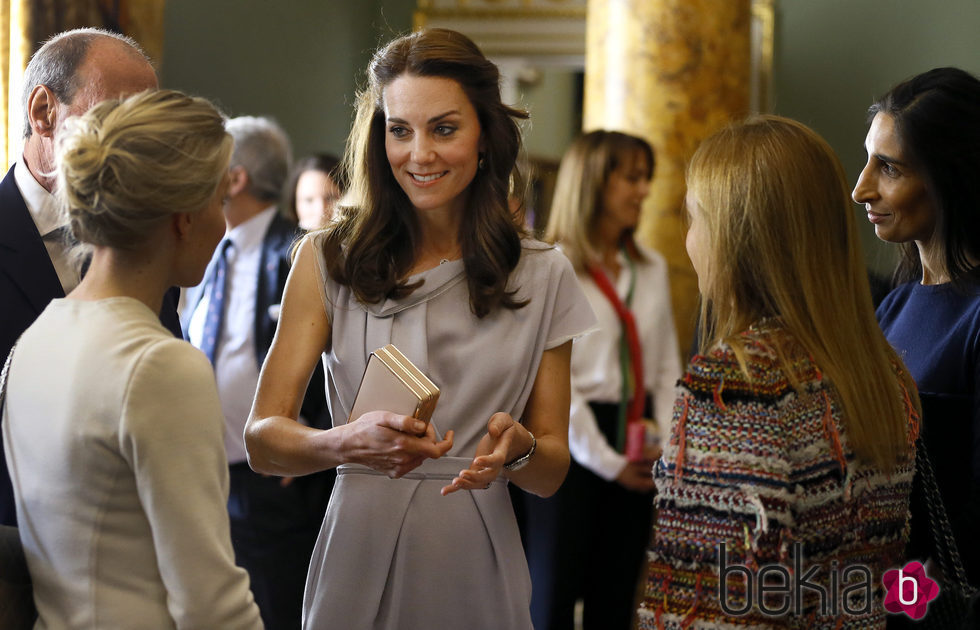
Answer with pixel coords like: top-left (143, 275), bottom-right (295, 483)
top-left (347, 344), bottom-right (440, 425)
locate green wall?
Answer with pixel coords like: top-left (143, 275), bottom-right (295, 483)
top-left (160, 0), bottom-right (980, 272)
top-left (772, 0), bottom-right (980, 273)
top-left (519, 68), bottom-right (580, 163)
top-left (160, 0), bottom-right (416, 160)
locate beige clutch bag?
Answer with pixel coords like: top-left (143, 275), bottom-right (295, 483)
top-left (347, 344), bottom-right (440, 425)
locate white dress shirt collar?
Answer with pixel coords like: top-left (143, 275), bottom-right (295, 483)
top-left (14, 158), bottom-right (66, 237)
top-left (224, 205), bottom-right (277, 255)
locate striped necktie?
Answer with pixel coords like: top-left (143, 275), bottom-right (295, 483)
top-left (199, 239), bottom-right (234, 365)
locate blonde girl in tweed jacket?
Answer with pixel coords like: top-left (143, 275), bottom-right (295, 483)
top-left (637, 116), bottom-right (921, 629)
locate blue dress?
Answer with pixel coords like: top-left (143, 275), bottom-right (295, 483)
top-left (877, 280), bottom-right (980, 584)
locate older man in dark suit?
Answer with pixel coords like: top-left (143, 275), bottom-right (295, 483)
top-left (183, 116), bottom-right (333, 630)
top-left (0, 28), bottom-right (178, 528)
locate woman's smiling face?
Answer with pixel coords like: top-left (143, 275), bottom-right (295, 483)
top-left (383, 73), bottom-right (483, 218)
top-left (599, 149), bottom-right (652, 236)
top-left (852, 112), bottom-right (938, 245)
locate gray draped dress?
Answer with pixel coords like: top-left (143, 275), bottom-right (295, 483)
top-left (302, 237), bottom-right (596, 630)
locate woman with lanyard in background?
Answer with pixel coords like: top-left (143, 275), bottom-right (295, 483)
top-left (523, 130), bottom-right (682, 630)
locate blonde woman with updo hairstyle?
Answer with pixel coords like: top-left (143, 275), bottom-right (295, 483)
top-left (636, 116), bottom-right (920, 629)
top-left (525, 130), bottom-right (681, 630)
top-left (2, 89), bottom-right (263, 629)
top-left (245, 28), bottom-right (595, 630)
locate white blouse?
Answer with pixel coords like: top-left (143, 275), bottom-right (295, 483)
top-left (567, 244), bottom-right (683, 480)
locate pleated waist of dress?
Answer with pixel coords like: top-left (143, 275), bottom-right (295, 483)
top-left (337, 456), bottom-right (509, 485)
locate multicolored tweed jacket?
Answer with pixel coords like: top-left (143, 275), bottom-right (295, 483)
top-left (637, 322), bottom-right (918, 630)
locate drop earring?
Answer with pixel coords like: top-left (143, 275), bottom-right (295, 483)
top-left (478, 154), bottom-right (486, 170)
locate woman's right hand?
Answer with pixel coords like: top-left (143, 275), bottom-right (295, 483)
top-left (341, 412), bottom-right (453, 478)
top-left (247, 238), bottom-right (453, 478)
top-left (616, 461), bottom-right (656, 493)
top-left (247, 237), bottom-right (454, 479)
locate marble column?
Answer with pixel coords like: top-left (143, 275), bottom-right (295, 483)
top-left (584, 0), bottom-right (751, 356)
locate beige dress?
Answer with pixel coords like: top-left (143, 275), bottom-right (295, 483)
top-left (302, 237), bottom-right (596, 630)
top-left (3, 297), bottom-right (262, 630)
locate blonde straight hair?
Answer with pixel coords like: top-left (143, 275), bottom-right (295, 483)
top-left (688, 115), bottom-right (919, 470)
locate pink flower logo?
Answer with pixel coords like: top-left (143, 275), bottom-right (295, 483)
top-left (882, 561), bottom-right (940, 619)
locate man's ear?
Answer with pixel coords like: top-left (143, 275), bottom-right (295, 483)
top-left (228, 165), bottom-right (249, 197)
top-left (27, 85), bottom-right (59, 138)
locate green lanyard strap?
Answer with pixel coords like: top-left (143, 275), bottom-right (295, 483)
top-left (587, 244), bottom-right (644, 452)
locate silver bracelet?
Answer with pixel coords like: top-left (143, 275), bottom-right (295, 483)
top-left (503, 430), bottom-right (536, 471)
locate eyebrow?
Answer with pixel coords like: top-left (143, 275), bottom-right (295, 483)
top-left (873, 152), bottom-right (908, 166)
top-left (387, 110), bottom-right (460, 125)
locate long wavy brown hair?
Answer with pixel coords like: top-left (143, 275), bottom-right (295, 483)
top-left (322, 28), bottom-right (530, 318)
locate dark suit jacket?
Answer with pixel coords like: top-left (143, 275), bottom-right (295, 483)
top-left (0, 164), bottom-right (182, 527)
top-left (255, 214), bottom-right (329, 429)
top-left (183, 211), bottom-right (330, 431)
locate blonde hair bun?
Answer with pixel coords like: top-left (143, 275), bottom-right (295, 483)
top-left (55, 88), bottom-right (232, 249)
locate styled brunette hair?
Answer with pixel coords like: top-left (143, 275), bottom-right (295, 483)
top-left (688, 115), bottom-right (919, 470)
top-left (322, 28), bottom-right (529, 317)
top-left (544, 130), bottom-right (654, 269)
top-left (55, 89), bottom-right (232, 249)
top-left (869, 67), bottom-right (980, 289)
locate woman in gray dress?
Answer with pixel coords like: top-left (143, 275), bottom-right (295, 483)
top-left (245, 28), bottom-right (595, 630)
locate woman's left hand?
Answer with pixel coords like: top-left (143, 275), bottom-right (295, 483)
top-left (441, 412), bottom-right (523, 495)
